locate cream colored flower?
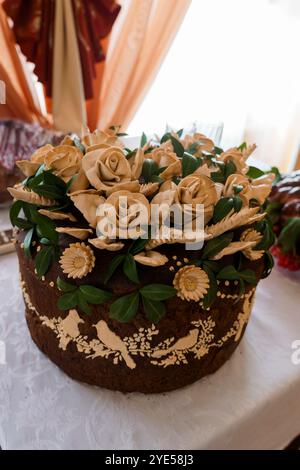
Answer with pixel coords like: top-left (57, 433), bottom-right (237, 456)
top-left (31, 144), bottom-right (54, 163)
top-left (178, 174), bottom-right (218, 224)
top-left (134, 250), bottom-right (168, 267)
top-left (223, 174), bottom-right (252, 205)
top-left (173, 265), bottom-right (210, 302)
top-left (82, 129), bottom-right (123, 151)
top-left (43, 145), bottom-right (83, 180)
top-left (147, 146), bottom-right (181, 180)
top-left (240, 228), bottom-right (264, 260)
top-left (218, 148), bottom-right (248, 174)
top-left (59, 243), bottom-right (95, 279)
top-left (96, 190), bottom-right (150, 240)
top-left (181, 133), bottom-right (214, 156)
top-left (82, 146), bottom-right (143, 193)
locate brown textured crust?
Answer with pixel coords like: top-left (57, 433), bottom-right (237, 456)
top-left (16, 233), bottom-right (262, 393)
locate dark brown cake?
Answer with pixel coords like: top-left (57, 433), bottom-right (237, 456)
top-left (8, 129), bottom-right (275, 393)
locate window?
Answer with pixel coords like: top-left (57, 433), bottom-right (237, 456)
top-left (128, 0), bottom-right (300, 169)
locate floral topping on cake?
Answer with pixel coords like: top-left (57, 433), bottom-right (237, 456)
top-left (8, 126), bottom-right (276, 323)
top-left (173, 265), bottom-right (210, 301)
top-left (240, 228), bottom-right (264, 260)
top-left (133, 250), bottom-right (168, 267)
top-left (59, 243), bottom-right (95, 279)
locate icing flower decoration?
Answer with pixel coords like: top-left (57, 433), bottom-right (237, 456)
top-left (173, 265), bottom-right (210, 302)
top-left (43, 145), bottom-right (83, 181)
top-left (82, 146), bottom-right (143, 194)
top-left (178, 174), bottom-right (218, 224)
top-left (181, 132), bottom-right (214, 156)
top-left (147, 146), bottom-right (181, 180)
top-left (223, 173), bottom-right (252, 205)
top-left (96, 190), bottom-right (150, 240)
top-left (240, 228), bottom-right (264, 260)
top-left (59, 243), bottom-right (95, 279)
top-left (82, 129), bottom-right (123, 151)
top-left (218, 148), bottom-right (249, 175)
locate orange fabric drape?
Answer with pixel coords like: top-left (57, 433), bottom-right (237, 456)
top-left (0, 4), bottom-right (47, 124)
top-left (97, 0), bottom-right (191, 131)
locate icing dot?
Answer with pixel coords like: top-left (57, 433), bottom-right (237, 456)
top-left (172, 256), bottom-right (177, 260)
top-left (225, 280), bottom-right (230, 286)
top-left (234, 280), bottom-right (239, 286)
top-left (183, 258), bottom-right (189, 263)
top-left (49, 281), bottom-right (54, 287)
top-left (37, 246), bottom-right (41, 252)
top-left (176, 261), bottom-right (182, 266)
top-left (221, 294), bottom-right (225, 299)
top-left (169, 266), bottom-right (175, 272)
top-left (217, 291), bottom-right (221, 297)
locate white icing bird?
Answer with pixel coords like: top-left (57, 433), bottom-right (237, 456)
top-left (93, 320), bottom-right (136, 369)
top-left (152, 328), bottom-right (199, 358)
top-left (59, 309), bottom-right (84, 350)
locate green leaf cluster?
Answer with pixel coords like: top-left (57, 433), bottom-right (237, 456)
top-left (104, 237), bottom-right (149, 284)
top-left (57, 277), bottom-right (113, 315)
top-left (110, 284), bottom-right (176, 323)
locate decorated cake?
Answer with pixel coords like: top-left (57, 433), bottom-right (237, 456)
top-left (8, 128), bottom-right (275, 393)
top-left (268, 170), bottom-right (300, 271)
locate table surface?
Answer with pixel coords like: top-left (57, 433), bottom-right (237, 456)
top-left (1, 207), bottom-right (300, 450)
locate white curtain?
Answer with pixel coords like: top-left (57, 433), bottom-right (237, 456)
top-left (128, 0), bottom-right (300, 171)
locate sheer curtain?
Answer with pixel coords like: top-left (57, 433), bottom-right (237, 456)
top-left (97, 0), bottom-right (191, 130)
top-left (128, 0), bottom-right (300, 171)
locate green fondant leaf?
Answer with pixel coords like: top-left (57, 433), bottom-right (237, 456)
top-left (239, 269), bottom-right (257, 285)
top-left (57, 290), bottom-right (79, 311)
top-left (104, 254), bottom-right (125, 284)
top-left (142, 297), bottom-right (166, 323)
top-left (23, 228), bottom-right (34, 258)
top-left (140, 284), bottom-right (176, 301)
top-left (170, 135), bottom-right (184, 158)
top-left (212, 197), bottom-right (234, 224)
top-left (123, 255), bottom-right (139, 284)
top-left (56, 277), bottom-right (77, 293)
top-left (35, 245), bottom-right (54, 278)
top-left (181, 152), bottom-right (200, 177)
top-left (140, 132), bottom-right (147, 147)
top-left (79, 285), bottom-right (113, 304)
top-left (109, 292), bottom-right (139, 323)
top-left (77, 294), bottom-right (92, 315)
top-left (217, 265), bottom-right (241, 281)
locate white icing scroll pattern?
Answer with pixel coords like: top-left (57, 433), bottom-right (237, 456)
top-left (21, 280), bottom-right (255, 369)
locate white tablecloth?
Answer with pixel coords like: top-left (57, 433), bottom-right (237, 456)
top-left (1, 207), bottom-right (300, 450)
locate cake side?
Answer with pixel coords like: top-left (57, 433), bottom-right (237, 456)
top-left (17, 237), bottom-right (259, 393)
